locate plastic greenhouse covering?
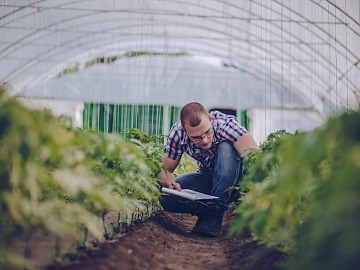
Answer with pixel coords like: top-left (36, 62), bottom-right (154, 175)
top-left (1, 0), bottom-right (360, 143)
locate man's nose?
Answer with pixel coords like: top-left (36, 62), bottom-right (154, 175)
top-left (202, 136), bottom-right (209, 143)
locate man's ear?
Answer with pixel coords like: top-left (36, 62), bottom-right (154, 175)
top-left (208, 114), bottom-right (212, 121)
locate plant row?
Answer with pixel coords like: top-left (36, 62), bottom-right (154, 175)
top-left (230, 111), bottom-right (360, 270)
top-left (0, 89), bottom-right (165, 268)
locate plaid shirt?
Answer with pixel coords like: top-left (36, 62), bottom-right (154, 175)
top-left (164, 111), bottom-right (247, 172)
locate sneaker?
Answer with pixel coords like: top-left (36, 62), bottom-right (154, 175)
top-left (191, 215), bottom-right (204, 234)
top-left (193, 211), bottom-right (224, 237)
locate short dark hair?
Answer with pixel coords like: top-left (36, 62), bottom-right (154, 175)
top-left (180, 102), bottom-right (208, 130)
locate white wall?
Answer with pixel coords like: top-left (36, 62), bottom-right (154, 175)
top-left (18, 98), bottom-right (84, 128)
top-left (248, 108), bottom-right (323, 145)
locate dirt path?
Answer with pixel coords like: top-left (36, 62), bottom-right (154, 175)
top-left (55, 210), bottom-right (286, 270)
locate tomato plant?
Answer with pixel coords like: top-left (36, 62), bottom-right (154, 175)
top-left (230, 111), bottom-right (360, 270)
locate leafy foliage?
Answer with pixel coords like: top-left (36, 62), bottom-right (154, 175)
top-left (120, 128), bottom-right (197, 177)
top-left (230, 111), bottom-right (360, 270)
top-left (0, 88), bottom-right (162, 268)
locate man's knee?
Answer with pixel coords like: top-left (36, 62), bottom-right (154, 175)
top-left (158, 195), bottom-right (176, 212)
top-left (159, 195), bottom-right (189, 213)
top-left (217, 142), bottom-right (241, 162)
top-left (159, 195), bottom-right (210, 216)
top-left (217, 141), bottom-right (233, 151)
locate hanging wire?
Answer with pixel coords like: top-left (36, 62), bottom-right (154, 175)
top-left (345, 0), bottom-right (349, 110)
top-left (280, 2), bottom-right (284, 131)
top-left (268, 1), bottom-right (272, 136)
top-left (321, 1), bottom-right (326, 120)
top-left (286, 3), bottom-right (292, 131)
top-left (334, 2), bottom-right (338, 114)
top-left (345, 1), bottom-right (348, 110)
top-left (261, 3), bottom-right (267, 142)
top-left (327, 1), bottom-right (331, 117)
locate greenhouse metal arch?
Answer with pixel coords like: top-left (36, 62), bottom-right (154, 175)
top-left (1, 0), bottom-right (359, 143)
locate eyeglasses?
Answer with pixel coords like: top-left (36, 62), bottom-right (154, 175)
top-left (189, 127), bottom-right (213, 144)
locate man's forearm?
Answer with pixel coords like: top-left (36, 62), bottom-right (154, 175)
top-left (157, 169), bottom-right (182, 190)
top-left (157, 169), bottom-right (176, 187)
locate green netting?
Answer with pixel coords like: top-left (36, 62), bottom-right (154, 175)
top-left (83, 103), bottom-right (249, 135)
top-left (238, 111), bottom-right (249, 130)
top-left (83, 103), bottom-right (181, 135)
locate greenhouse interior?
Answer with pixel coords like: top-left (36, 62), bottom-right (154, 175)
top-left (1, 1), bottom-right (359, 270)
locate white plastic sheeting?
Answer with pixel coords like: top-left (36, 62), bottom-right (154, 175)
top-left (1, 0), bottom-right (360, 138)
top-left (20, 55), bottom-right (309, 109)
top-left (248, 108), bottom-right (322, 143)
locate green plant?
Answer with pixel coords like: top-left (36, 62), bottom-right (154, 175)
top-left (230, 111), bottom-right (360, 270)
top-left (0, 88), bottom-right (163, 268)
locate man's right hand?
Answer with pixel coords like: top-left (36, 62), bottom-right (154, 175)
top-left (157, 156), bottom-right (182, 191)
top-left (168, 181), bottom-right (181, 191)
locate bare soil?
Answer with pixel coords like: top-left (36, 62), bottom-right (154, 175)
top-left (52, 209), bottom-right (287, 270)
